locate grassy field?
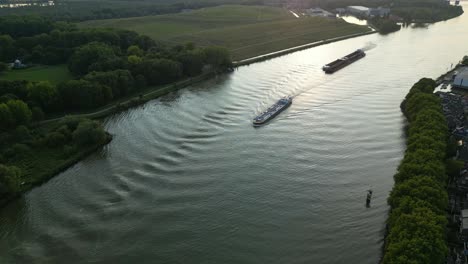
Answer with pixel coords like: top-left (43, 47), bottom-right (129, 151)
top-left (80, 5), bottom-right (371, 60)
top-left (0, 65), bottom-right (73, 83)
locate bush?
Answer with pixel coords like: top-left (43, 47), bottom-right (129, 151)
top-left (72, 120), bottom-right (106, 146)
top-left (59, 116), bottom-right (85, 131)
top-left (0, 62), bottom-right (8, 73)
top-left (8, 143), bottom-right (31, 160)
top-left (0, 164), bottom-right (23, 193)
top-left (14, 125), bottom-right (31, 142)
top-left (31, 106), bottom-right (45, 122)
top-left (45, 131), bottom-right (67, 148)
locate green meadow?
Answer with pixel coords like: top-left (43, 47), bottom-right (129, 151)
top-left (0, 65), bottom-right (73, 84)
top-left (80, 5), bottom-right (371, 60)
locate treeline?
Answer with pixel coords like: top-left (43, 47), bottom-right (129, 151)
top-left (383, 78), bottom-right (449, 263)
top-left (0, 0), bottom-right (262, 22)
top-left (370, 18), bottom-right (401, 34)
top-left (0, 15), bottom-right (231, 131)
top-left (392, 5), bottom-right (463, 22)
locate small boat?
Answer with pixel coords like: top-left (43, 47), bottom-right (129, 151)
top-left (253, 97), bottom-right (292, 126)
top-left (322, 49), bottom-right (366, 74)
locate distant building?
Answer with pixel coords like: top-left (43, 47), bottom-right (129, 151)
top-left (461, 209), bottom-right (468, 237)
top-left (305, 8), bottom-right (335, 18)
top-left (454, 67), bottom-right (468, 88)
top-left (347, 6), bottom-right (370, 16)
top-left (11, 59), bottom-right (26, 69)
top-left (369, 7), bottom-right (391, 17)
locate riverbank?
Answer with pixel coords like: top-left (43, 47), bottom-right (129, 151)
top-left (382, 78), bottom-right (449, 263)
top-left (40, 72), bottom-right (217, 124)
top-left (233, 29), bottom-right (376, 66)
top-left (40, 28), bottom-right (377, 124)
top-left (0, 127), bottom-right (112, 208)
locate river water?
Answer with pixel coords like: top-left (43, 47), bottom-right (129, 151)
top-left (2, 7), bottom-right (468, 264)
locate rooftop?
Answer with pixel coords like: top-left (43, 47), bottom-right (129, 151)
top-left (456, 67), bottom-right (468, 78)
top-left (348, 6), bottom-right (370, 11)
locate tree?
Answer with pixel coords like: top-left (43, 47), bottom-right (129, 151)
top-left (384, 208), bottom-right (447, 264)
top-left (84, 70), bottom-right (134, 98)
top-left (0, 103), bottom-right (13, 131)
top-left (58, 80), bottom-right (112, 110)
top-left (388, 176), bottom-right (447, 213)
top-left (127, 55), bottom-right (142, 65)
top-left (72, 120), bottom-right (107, 146)
top-left (127, 45), bottom-right (144, 56)
top-left (6, 99), bottom-right (31, 126)
top-left (68, 42), bottom-right (116, 76)
top-left (203, 46), bottom-right (232, 70)
top-left (139, 58), bottom-right (182, 85)
top-left (31, 106), bottom-right (45, 122)
top-left (0, 164), bottom-right (23, 193)
top-left (27, 81), bottom-right (59, 111)
top-left (0, 62), bottom-right (8, 73)
top-left (0, 34), bottom-right (15, 61)
top-left (178, 49), bottom-right (204, 77)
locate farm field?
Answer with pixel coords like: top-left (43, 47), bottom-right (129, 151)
top-left (80, 5), bottom-right (371, 60)
top-left (0, 65), bottom-right (73, 84)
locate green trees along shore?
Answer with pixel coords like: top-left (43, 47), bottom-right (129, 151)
top-left (383, 78), bottom-right (450, 263)
top-left (0, 15), bottom-right (232, 206)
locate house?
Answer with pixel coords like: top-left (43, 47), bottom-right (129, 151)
top-left (454, 67), bottom-right (468, 89)
top-left (11, 59), bottom-right (26, 69)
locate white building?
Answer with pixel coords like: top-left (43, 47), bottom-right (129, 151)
top-left (461, 209), bottom-right (468, 237)
top-left (347, 6), bottom-right (370, 16)
top-left (454, 67), bottom-right (468, 88)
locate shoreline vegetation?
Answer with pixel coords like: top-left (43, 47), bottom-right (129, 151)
top-left (382, 77), bottom-right (456, 263)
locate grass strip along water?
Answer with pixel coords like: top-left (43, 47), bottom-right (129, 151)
top-left (383, 78), bottom-right (450, 263)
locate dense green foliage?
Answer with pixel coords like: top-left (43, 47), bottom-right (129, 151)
top-left (370, 18), bottom-right (401, 34)
top-left (383, 78), bottom-right (449, 263)
top-left (462, 56), bottom-right (468, 66)
top-left (392, 3), bottom-right (463, 22)
top-left (0, 15), bottom-right (232, 127)
top-left (0, 116), bottom-right (110, 202)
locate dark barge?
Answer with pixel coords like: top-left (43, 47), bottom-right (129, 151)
top-left (253, 97), bottom-right (292, 126)
top-left (322, 49), bottom-right (366, 74)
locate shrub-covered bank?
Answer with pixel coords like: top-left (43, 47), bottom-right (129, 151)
top-left (0, 117), bottom-right (111, 207)
top-left (383, 78), bottom-right (449, 263)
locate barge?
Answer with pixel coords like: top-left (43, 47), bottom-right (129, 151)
top-left (253, 97), bottom-right (292, 126)
top-left (322, 49), bottom-right (366, 74)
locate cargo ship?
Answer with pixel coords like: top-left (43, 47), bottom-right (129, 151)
top-left (253, 97), bottom-right (292, 126)
top-left (322, 49), bottom-right (366, 74)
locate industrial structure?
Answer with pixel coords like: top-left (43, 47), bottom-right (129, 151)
top-left (346, 6), bottom-right (390, 17)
